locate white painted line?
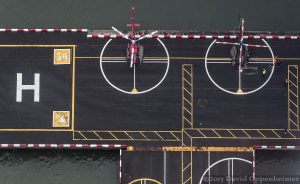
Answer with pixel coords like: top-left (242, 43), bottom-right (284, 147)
top-left (99, 38), bottom-right (170, 95)
top-left (208, 151), bottom-right (211, 184)
top-left (164, 151), bottom-right (167, 184)
top-left (199, 158), bottom-right (252, 184)
top-left (133, 64), bottom-right (136, 89)
top-left (228, 160), bottom-right (230, 184)
top-left (231, 159), bottom-right (233, 184)
top-left (204, 39), bottom-right (275, 95)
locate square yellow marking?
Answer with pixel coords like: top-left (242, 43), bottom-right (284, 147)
top-left (53, 49), bottom-right (71, 64)
top-left (53, 111), bottom-right (70, 127)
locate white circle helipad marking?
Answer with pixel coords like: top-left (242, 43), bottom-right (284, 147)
top-left (99, 38), bottom-right (170, 95)
top-left (199, 157), bottom-right (252, 184)
top-left (205, 39), bottom-right (275, 95)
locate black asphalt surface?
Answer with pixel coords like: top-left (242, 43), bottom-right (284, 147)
top-left (255, 149), bottom-right (300, 179)
top-left (0, 32), bottom-right (299, 184)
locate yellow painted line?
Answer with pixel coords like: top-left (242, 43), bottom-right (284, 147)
top-left (242, 130), bottom-right (252, 138)
top-left (0, 45), bottom-right (76, 47)
top-left (158, 146), bottom-right (254, 152)
top-left (289, 71), bottom-right (298, 79)
top-left (73, 138), bottom-right (180, 141)
top-left (227, 130), bottom-right (236, 138)
top-left (211, 129), bottom-right (221, 137)
top-left (257, 130), bottom-right (266, 138)
top-left (124, 132), bottom-right (133, 140)
top-left (75, 56), bottom-right (300, 61)
top-left (183, 78), bottom-right (192, 86)
top-left (0, 129), bottom-right (72, 132)
top-left (183, 163), bottom-right (191, 172)
top-left (155, 131), bottom-right (165, 140)
top-left (139, 132), bottom-right (149, 140)
top-left (77, 130), bottom-right (182, 133)
top-left (289, 89), bottom-right (297, 97)
top-left (72, 45), bottom-right (76, 131)
top-left (183, 130), bottom-right (192, 139)
top-left (78, 131), bottom-right (87, 140)
top-left (185, 128), bottom-right (288, 131)
top-left (108, 132), bottom-right (118, 140)
top-left (289, 118), bottom-right (298, 127)
top-left (183, 97), bottom-right (192, 105)
top-left (183, 117), bottom-right (192, 126)
top-left (189, 136), bottom-right (300, 140)
top-left (170, 132), bottom-right (180, 141)
top-left (183, 177), bottom-right (191, 184)
top-left (288, 79), bottom-right (298, 88)
top-left (93, 131), bottom-right (102, 140)
top-left (289, 99), bottom-right (298, 107)
top-left (183, 107), bottom-right (192, 115)
top-left (197, 129), bottom-right (207, 137)
top-left (289, 109), bottom-right (298, 117)
top-left (287, 130), bottom-right (297, 138)
top-left (183, 88), bottom-right (192, 96)
top-left (183, 68), bottom-right (192, 76)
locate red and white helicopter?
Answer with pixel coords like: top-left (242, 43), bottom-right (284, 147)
top-left (214, 18), bottom-right (270, 93)
top-left (216, 18), bottom-right (268, 68)
top-left (112, 5), bottom-right (157, 68)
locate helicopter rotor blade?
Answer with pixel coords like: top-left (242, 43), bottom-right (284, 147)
top-left (136, 30), bottom-right (158, 42)
top-left (112, 27), bottom-right (131, 40)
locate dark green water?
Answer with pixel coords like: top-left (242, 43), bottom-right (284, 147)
top-left (0, 150), bottom-right (118, 184)
top-left (0, 0), bottom-right (299, 31)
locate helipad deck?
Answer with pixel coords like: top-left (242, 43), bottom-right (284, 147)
top-left (0, 30), bottom-right (299, 183)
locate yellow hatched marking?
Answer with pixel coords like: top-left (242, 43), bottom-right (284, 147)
top-left (242, 130), bottom-right (251, 138)
top-left (289, 80), bottom-right (298, 88)
top-left (155, 132), bottom-right (165, 140)
top-left (108, 132), bottom-right (118, 140)
top-left (227, 130), bottom-right (236, 138)
top-left (183, 117), bottom-right (192, 126)
top-left (289, 109), bottom-right (298, 117)
top-left (290, 119), bottom-right (299, 127)
top-left (170, 132), bottom-right (180, 141)
top-left (93, 131), bottom-right (102, 140)
top-left (183, 88), bottom-right (192, 96)
top-left (289, 89), bottom-right (297, 97)
top-left (183, 68), bottom-right (192, 76)
top-left (183, 97), bottom-right (192, 105)
top-left (183, 130), bottom-right (192, 139)
top-left (211, 129), bottom-right (221, 137)
top-left (183, 107), bottom-right (192, 115)
top-left (289, 99), bottom-right (298, 107)
top-left (78, 131), bottom-right (87, 140)
top-left (183, 177), bottom-right (191, 184)
top-left (140, 132), bottom-right (149, 140)
top-left (124, 132), bottom-right (133, 140)
top-left (197, 129), bottom-right (207, 137)
top-left (287, 130), bottom-right (297, 138)
top-left (183, 163), bottom-right (191, 172)
top-left (183, 78), bottom-right (192, 86)
top-left (289, 71), bottom-right (298, 78)
top-left (271, 130), bottom-right (281, 138)
top-left (257, 130), bottom-right (266, 138)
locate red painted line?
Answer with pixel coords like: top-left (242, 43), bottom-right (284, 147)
top-left (253, 145), bottom-right (300, 149)
top-left (87, 34), bottom-right (300, 40)
top-left (0, 28), bottom-right (88, 32)
top-left (0, 144), bottom-right (127, 149)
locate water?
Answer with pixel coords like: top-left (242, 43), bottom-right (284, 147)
top-left (0, 0), bottom-right (299, 31)
top-left (0, 150), bottom-right (119, 184)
